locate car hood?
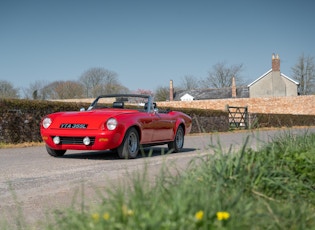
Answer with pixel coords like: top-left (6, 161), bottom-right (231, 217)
top-left (50, 109), bottom-right (138, 129)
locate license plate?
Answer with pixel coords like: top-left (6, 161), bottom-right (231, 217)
top-left (60, 123), bottom-right (88, 129)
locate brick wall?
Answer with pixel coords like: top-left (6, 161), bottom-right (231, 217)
top-left (157, 95), bottom-right (315, 115)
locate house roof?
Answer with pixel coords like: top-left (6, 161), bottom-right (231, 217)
top-left (173, 86), bottom-right (249, 100)
top-left (247, 69), bottom-right (299, 87)
top-left (281, 73), bottom-right (300, 85)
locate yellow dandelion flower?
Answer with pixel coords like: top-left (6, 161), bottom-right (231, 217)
top-left (195, 210), bottom-right (204, 221)
top-left (127, 209), bottom-right (134, 216)
top-left (122, 205), bottom-right (134, 217)
top-left (91, 213), bottom-right (100, 222)
top-left (216, 211), bottom-right (230, 221)
top-left (103, 212), bottom-right (110, 220)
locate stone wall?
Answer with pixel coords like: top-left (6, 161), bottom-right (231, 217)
top-left (157, 95), bottom-right (315, 115)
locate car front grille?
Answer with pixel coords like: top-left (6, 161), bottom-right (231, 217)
top-left (55, 136), bottom-right (96, 145)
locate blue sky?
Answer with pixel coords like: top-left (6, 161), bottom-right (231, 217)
top-left (1, 0), bottom-right (314, 95)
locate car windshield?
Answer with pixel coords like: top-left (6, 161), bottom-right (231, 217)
top-left (87, 94), bottom-right (155, 112)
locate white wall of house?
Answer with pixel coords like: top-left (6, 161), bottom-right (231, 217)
top-left (248, 54), bottom-right (298, 98)
top-left (180, 93), bottom-right (194, 101)
top-left (249, 70), bottom-right (298, 98)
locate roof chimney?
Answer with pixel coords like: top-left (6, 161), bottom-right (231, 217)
top-left (169, 80), bottom-right (174, 101)
top-left (232, 76), bottom-right (236, 98)
top-left (272, 53), bottom-right (280, 72)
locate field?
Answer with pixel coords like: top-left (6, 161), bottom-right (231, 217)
top-left (1, 131), bottom-right (315, 229)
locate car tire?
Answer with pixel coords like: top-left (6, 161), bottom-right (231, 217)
top-left (168, 125), bottom-right (184, 153)
top-left (46, 145), bottom-right (66, 157)
top-left (117, 127), bottom-right (139, 159)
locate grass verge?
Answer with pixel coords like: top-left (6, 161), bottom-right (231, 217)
top-left (0, 141), bottom-right (44, 149)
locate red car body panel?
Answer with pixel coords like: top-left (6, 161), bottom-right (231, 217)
top-left (41, 104), bottom-right (192, 152)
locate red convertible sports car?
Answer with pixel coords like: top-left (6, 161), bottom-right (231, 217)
top-left (40, 94), bottom-right (192, 159)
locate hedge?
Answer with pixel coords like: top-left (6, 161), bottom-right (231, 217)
top-left (0, 98), bottom-right (314, 144)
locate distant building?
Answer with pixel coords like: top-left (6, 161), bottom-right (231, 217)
top-left (248, 54), bottom-right (299, 98)
top-left (171, 86), bottom-right (249, 101)
top-left (169, 54), bottom-right (299, 101)
top-left (168, 74), bottom-right (249, 101)
top-left (180, 93), bottom-right (194, 101)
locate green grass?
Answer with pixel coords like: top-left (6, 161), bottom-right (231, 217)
top-left (4, 131), bottom-right (315, 229)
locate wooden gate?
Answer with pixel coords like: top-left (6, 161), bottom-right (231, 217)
top-left (227, 105), bottom-right (249, 129)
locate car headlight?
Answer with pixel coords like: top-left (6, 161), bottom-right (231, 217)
top-left (106, 118), bottom-right (117, 130)
top-left (42, 117), bottom-right (52, 129)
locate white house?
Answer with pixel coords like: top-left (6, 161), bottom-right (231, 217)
top-left (180, 93), bottom-right (194, 101)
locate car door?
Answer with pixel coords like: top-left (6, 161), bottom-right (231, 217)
top-left (151, 112), bottom-right (175, 142)
top-left (137, 112), bottom-right (158, 144)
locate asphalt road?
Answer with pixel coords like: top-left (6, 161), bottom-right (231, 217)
top-left (0, 127), bottom-right (314, 228)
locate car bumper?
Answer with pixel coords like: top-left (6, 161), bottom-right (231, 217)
top-left (41, 129), bottom-right (123, 151)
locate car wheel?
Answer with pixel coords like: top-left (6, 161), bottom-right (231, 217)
top-left (46, 145), bottom-right (66, 157)
top-left (168, 125), bottom-right (184, 153)
top-left (117, 127), bottom-right (139, 159)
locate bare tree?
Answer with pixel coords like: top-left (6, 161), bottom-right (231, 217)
top-left (179, 75), bottom-right (201, 90)
top-left (106, 84), bottom-right (130, 94)
top-left (54, 81), bottom-right (84, 99)
top-left (292, 54), bottom-right (315, 95)
top-left (79, 67), bottom-right (127, 97)
top-left (40, 81), bottom-right (84, 99)
top-left (23, 80), bottom-right (50, 99)
top-left (204, 62), bottom-right (244, 88)
top-left (154, 86), bottom-right (169, 101)
top-left (0, 80), bottom-right (19, 98)
top-left (79, 68), bottom-right (105, 97)
top-left (40, 82), bottom-right (57, 99)
top-left (102, 72), bottom-right (120, 94)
